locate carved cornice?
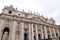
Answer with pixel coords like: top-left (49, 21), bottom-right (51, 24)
top-left (0, 13), bottom-right (58, 28)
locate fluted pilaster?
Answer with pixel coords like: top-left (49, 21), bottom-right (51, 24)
top-left (31, 23), bottom-right (34, 40)
top-left (11, 21), bottom-right (17, 40)
top-left (29, 23), bottom-right (31, 40)
top-left (36, 24), bottom-right (38, 40)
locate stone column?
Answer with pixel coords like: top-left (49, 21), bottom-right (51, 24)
top-left (53, 28), bottom-right (56, 38)
top-left (29, 23), bottom-right (31, 40)
top-left (31, 23), bottom-right (34, 40)
top-left (44, 26), bottom-right (48, 39)
top-left (11, 21), bottom-right (17, 40)
top-left (49, 27), bottom-right (52, 38)
top-left (20, 22), bottom-right (24, 40)
top-left (0, 20), bottom-right (5, 40)
top-left (0, 24), bottom-right (2, 40)
top-left (41, 25), bottom-right (44, 39)
top-left (36, 24), bottom-right (38, 40)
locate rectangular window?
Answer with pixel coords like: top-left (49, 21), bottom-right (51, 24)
top-left (24, 33), bottom-right (28, 40)
top-left (38, 34), bottom-right (41, 40)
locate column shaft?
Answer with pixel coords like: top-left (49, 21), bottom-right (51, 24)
top-left (11, 21), bottom-right (17, 40)
top-left (49, 27), bottom-right (52, 38)
top-left (0, 19), bottom-right (5, 40)
top-left (31, 23), bottom-right (34, 40)
top-left (41, 25), bottom-right (44, 39)
top-left (44, 26), bottom-right (48, 39)
top-left (29, 23), bottom-right (31, 40)
top-left (53, 28), bottom-right (56, 38)
top-left (36, 24), bottom-right (38, 40)
top-left (20, 22), bottom-right (24, 40)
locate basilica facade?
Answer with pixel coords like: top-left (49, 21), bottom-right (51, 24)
top-left (0, 5), bottom-right (60, 40)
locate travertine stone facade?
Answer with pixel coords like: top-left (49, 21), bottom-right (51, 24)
top-left (0, 5), bottom-right (60, 40)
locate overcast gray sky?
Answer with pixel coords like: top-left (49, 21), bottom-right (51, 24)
top-left (0, 0), bottom-right (60, 25)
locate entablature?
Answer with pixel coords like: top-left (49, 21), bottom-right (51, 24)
top-left (0, 13), bottom-right (58, 28)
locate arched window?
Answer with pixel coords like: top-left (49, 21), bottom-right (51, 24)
top-left (1, 27), bottom-right (9, 40)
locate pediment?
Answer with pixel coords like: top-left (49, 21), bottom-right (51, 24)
top-left (33, 16), bottom-right (46, 23)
